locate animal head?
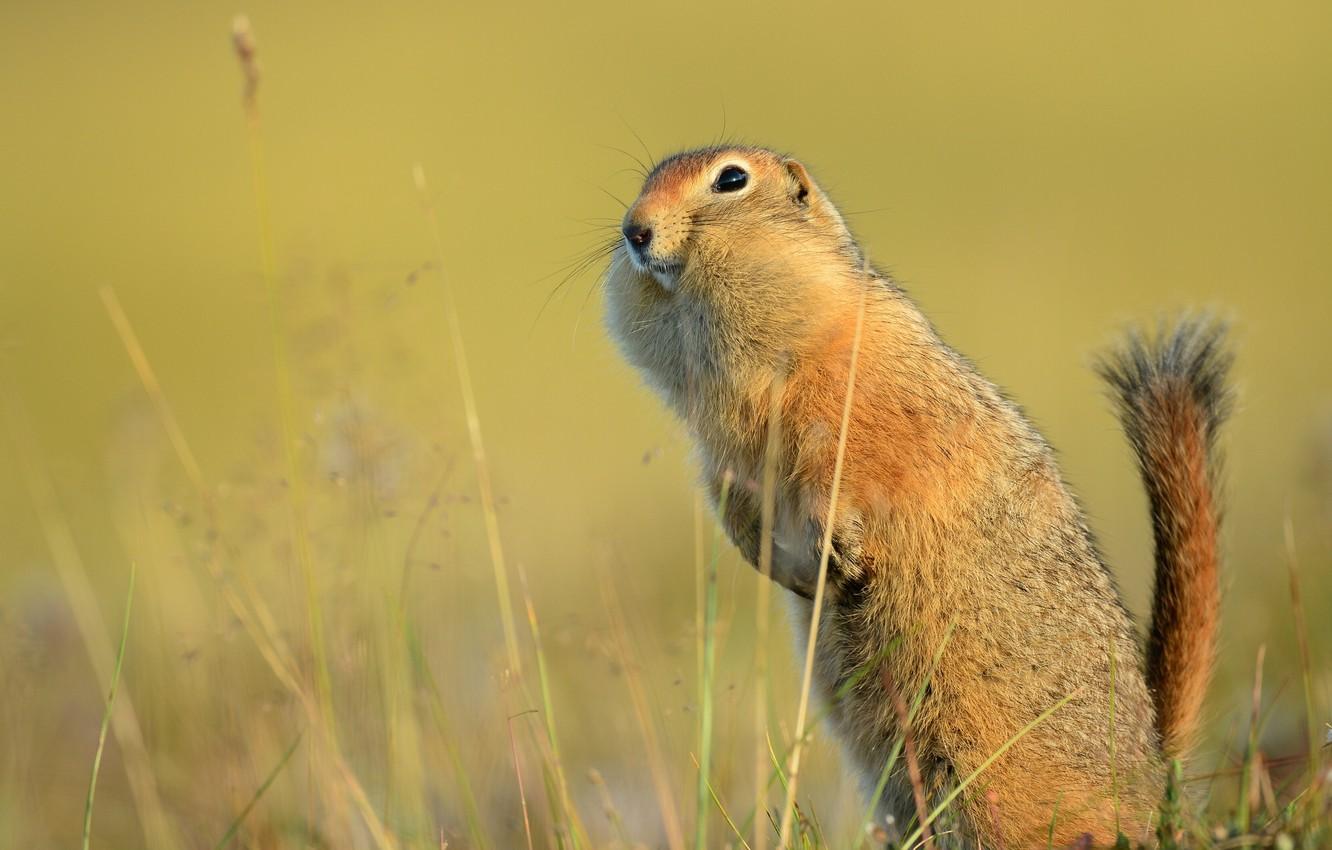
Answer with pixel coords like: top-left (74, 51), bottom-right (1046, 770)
top-left (603, 145), bottom-right (863, 412)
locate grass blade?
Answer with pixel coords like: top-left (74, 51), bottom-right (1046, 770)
top-left (517, 562), bottom-right (589, 848)
top-left (406, 622), bottom-right (492, 850)
top-left (413, 163), bottom-right (524, 680)
top-left (231, 12), bottom-right (337, 740)
top-left (211, 729), bottom-right (305, 850)
top-left (697, 476), bottom-right (732, 850)
top-left (884, 670), bottom-right (933, 850)
top-left (897, 691), bottom-right (1079, 850)
top-left (1109, 639), bottom-right (1119, 835)
top-left (1237, 645), bottom-right (1266, 837)
top-left (1283, 519), bottom-right (1323, 793)
top-left (2, 379), bottom-right (176, 850)
top-left (691, 751), bottom-right (754, 850)
top-left (100, 284), bottom-right (305, 696)
top-left (507, 711), bottom-right (538, 850)
top-left (599, 568), bottom-right (686, 850)
top-left (778, 290), bottom-right (868, 847)
top-left (82, 562), bottom-right (136, 850)
top-left (754, 374), bottom-right (784, 850)
top-left (856, 624), bottom-right (951, 843)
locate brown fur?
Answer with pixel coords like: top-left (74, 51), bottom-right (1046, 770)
top-left (1098, 323), bottom-right (1233, 759)
top-left (602, 146), bottom-right (1234, 847)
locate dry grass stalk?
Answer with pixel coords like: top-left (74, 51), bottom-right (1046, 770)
top-left (777, 291), bottom-right (869, 847)
top-left (507, 711), bottom-right (538, 850)
top-left (754, 373), bottom-right (785, 850)
top-left (599, 566), bottom-right (687, 850)
top-left (413, 162), bottom-right (525, 681)
top-left (885, 669), bottom-right (935, 850)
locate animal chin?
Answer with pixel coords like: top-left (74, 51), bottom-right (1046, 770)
top-left (625, 246), bottom-right (683, 291)
top-left (646, 260), bottom-right (683, 291)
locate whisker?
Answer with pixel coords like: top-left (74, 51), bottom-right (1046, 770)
top-left (596, 144), bottom-right (650, 179)
top-left (592, 184), bottom-right (630, 211)
top-left (616, 113), bottom-right (658, 173)
top-left (529, 238), bottom-right (619, 334)
top-left (840, 207), bottom-right (892, 218)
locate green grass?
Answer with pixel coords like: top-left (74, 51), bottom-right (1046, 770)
top-left (211, 729), bottom-right (304, 850)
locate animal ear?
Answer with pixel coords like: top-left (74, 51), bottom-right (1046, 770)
top-left (784, 159), bottom-right (814, 207)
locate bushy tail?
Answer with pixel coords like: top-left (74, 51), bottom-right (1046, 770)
top-left (1097, 317), bottom-right (1235, 758)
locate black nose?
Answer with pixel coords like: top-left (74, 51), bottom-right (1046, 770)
top-left (622, 222), bottom-right (652, 252)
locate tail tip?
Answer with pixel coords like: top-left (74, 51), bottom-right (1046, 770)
top-left (1096, 315), bottom-right (1236, 439)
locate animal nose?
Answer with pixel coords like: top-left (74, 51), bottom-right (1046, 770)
top-left (622, 222), bottom-right (652, 252)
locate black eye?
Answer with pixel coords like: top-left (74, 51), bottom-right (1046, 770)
top-left (713, 165), bottom-right (749, 193)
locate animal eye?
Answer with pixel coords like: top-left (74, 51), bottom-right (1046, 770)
top-left (713, 165), bottom-right (749, 193)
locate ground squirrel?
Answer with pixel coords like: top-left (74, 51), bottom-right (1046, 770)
top-left (602, 145), bottom-right (1233, 847)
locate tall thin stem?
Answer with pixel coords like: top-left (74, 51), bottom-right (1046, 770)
top-left (777, 291), bottom-right (868, 847)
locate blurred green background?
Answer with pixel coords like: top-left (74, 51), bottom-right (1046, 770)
top-left (2, 1), bottom-right (1330, 847)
